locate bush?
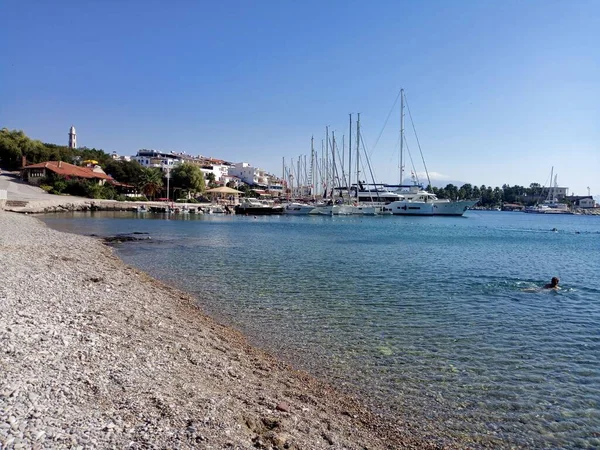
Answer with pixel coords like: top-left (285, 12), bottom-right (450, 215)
top-left (115, 195), bottom-right (127, 202)
top-left (99, 184), bottom-right (116, 200)
top-left (50, 179), bottom-right (68, 194)
top-left (64, 179), bottom-right (89, 197)
top-left (40, 185), bottom-right (53, 192)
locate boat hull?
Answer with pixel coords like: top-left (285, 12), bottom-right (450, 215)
top-left (234, 206), bottom-right (283, 215)
top-left (317, 204), bottom-right (355, 215)
top-left (283, 203), bottom-right (316, 215)
top-left (384, 201), bottom-right (434, 216)
top-left (433, 200), bottom-right (478, 216)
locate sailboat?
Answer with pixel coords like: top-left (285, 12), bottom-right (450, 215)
top-left (389, 89), bottom-right (478, 216)
top-left (524, 167), bottom-right (571, 214)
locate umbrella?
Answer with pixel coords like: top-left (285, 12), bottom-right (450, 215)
top-left (205, 186), bottom-right (242, 194)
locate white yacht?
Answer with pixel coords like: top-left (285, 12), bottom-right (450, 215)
top-left (383, 197), bottom-right (435, 215)
top-left (316, 203), bottom-right (354, 216)
top-left (394, 185), bottom-right (478, 216)
top-left (353, 185), bottom-right (432, 215)
top-left (283, 202), bottom-right (317, 215)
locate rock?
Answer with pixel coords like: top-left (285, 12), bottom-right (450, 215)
top-left (275, 403), bottom-right (290, 413)
top-left (322, 432), bottom-right (335, 445)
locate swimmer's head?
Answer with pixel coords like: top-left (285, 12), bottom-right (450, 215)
top-left (551, 277), bottom-right (559, 287)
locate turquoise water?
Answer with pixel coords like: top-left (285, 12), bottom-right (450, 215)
top-left (41, 211), bottom-right (600, 448)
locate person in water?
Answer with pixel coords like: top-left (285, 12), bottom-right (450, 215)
top-left (543, 277), bottom-right (560, 290)
top-left (521, 277), bottom-right (560, 292)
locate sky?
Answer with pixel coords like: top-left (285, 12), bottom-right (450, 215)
top-left (1, 0), bottom-right (598, 195)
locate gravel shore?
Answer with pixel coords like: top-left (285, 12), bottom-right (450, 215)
top-left (0, 211), bottom-right (447, 449)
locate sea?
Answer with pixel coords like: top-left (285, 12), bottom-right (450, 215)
top-left (40, 210), bottom-right (600, 449)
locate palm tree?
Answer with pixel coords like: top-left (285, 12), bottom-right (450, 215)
top-left (138, 168), bottom-right (164, 200)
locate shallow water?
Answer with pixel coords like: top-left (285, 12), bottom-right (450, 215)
top-left (41, 211), bottom-right (600, 448)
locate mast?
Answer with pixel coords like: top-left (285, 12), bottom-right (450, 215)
top-left (326, 126), bottom-right (329, 198)
top-left (332, 131), bottom-right (336, 195)
top-left (303, 155), bottom-right (307, 198)
top-left (400, 88), bottom-right (404, 185)
top-left (356, 113), bottom-right (360, 201)
top-left (310, 136), bottom-right (315, 199)
top-left (348, 114), bottom-right (352, 199)
top-left (546, 166), bottom-right (554, 202)
top-left (282, 157), bottom-right (286, 201)
top-left (321, 139), bottom-right (324, 196)
top-left (297, 157), bottom-right (301, 198)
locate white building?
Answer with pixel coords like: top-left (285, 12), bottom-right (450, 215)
top-left (68, 126), bottom-right (77, 149)
top-left (579, 198), bottom-right (596, 208)
top-left (541, 186), bottom-right (569, 200)
top-left (110, 152), bottom-right (131, 162)
top-left (199, 161), bottom-right (232, 182)
top-left (133, 149), bottom-right (182, 171)
top-left (229, 162), bottom-right (278, 187)
top-left (221, 175), bottom-right (242, 187)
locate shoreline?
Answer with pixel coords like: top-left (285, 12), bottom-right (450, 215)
top-left (0, 211), bottom-right (450, 449)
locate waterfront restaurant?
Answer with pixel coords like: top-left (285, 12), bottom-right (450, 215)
top-left (21, 161), bottom-right (112, 185)
top-left (205, 186), bottom-right (241, 205)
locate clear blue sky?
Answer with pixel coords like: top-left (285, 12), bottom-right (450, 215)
top-left (1, 0), bottom-right (598, 195)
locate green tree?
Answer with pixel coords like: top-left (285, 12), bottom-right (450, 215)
top-left (458, 183), bottom-right (473, 200)
top-left (206, 172), bottom-right (217, 189)
top-left (103, 159), bottom-right (145, 185)
top-left (138, 168), bottom-right (164, 199)
top-left (238, 183), bottom-right (259, 198)
top-left (0, 129), bottom-right (23, 168)
top-left (171, 163), bottom-right (205, 196)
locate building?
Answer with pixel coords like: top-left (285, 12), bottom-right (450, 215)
top-left (110, 152), bottom-right (131, 162)
top-left (199, 160), bottom-right (232, 182)
top-left (228, 162), bottom-right (282, 190)
top-left (565, 196), bottom-right (596, 208)
top-left (22, 161), bottom-right (111, 185)
top-left (132, 149), bottom-right (183, 171)
top-left (540, 186), bottom-right (569, 200)
top-left (68, 126), bottom-right (77, 149)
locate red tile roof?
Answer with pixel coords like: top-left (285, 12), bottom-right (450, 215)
top-left (23, 161), bottom-right (112, 180)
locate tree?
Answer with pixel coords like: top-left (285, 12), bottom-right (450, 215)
top-left (459, 183), bottom-right (473, 200)
top-left (0, 129), bottom-right (22, 169)
top-left (171, 163), bottom-right (205, 196)
top-left (103, 159), bottom-right (145, 185)
top-left (206, 172), bottom-right (217, 189)
top-left (138, 168), bottom-right (164, 199)
top-left (238, 183), bottom-right (259, 198)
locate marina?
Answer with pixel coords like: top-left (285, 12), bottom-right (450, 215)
top-left (1, 2), bottom-right (598, 447)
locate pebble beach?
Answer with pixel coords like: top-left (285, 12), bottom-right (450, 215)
top-left (0, 211), bottom-right (447, 449)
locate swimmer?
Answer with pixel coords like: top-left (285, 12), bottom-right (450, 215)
top-left (521, 277), bottom-right (561, 292)
top-left (543, 277), bottom-right (560, 290)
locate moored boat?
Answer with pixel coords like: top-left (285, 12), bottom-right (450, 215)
top-left (391, 185), bottom-right (478, 216)
top-left (234, 198), bottom-right (284, 215)
top-left (283, 202), bottom-right (317, 215)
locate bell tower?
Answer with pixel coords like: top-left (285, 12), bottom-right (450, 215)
top-left (68, 126), bottom-right (77, 149)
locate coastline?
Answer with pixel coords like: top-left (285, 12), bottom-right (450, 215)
top-left (0, 211), bottom-right (447, 449)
